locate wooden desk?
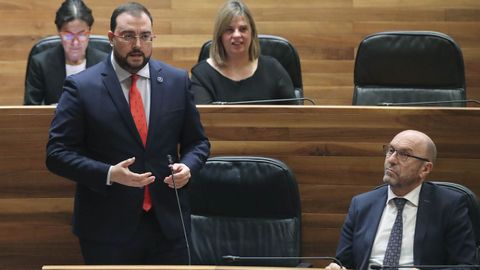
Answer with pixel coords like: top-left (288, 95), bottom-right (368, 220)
top-left (1, 105), bottom-right (479, 270)
top-left (42, 266), bottom-right (326, 270)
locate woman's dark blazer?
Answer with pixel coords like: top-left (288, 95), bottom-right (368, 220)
top-left (24, 44), bottom-right (107, 105)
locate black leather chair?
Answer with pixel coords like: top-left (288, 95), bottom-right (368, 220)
top-left (188, 156), bottom-right (303, 267)
top-left (432, 181), bottom-right (480, 263)
top-left (25, 35), bottom-right (111, 84)
top-left (353, 31), bottom-right (466, 106)
top-left (197, 34), bottom-right (304, 104)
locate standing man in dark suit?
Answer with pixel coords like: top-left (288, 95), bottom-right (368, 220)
top-left (46, 2), bottom-right (210, 265)
top-left (326, 130), bottom-right (475, 270)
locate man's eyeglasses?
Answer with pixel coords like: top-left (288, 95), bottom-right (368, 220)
top-left (112, 32), bottom-right (155, 43)
top-left (383, 144), bottom-right (430, 162)
top-left (60, 31), bottom-right (90, 42)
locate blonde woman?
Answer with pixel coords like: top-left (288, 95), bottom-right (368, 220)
top-left (191, 0), bottom-right (295, 104)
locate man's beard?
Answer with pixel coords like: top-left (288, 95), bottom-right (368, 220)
top-left (383, 166), bottom-right (398, 186)
top-left (383, 173), bottom-right (397, 186)
top-left (113, 49), bottom-right (150, 74)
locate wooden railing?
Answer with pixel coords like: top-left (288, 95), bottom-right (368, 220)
top-left (42, 266), bottom-right (325, 270)
top-left (1, 105), bottom-right (480, 270)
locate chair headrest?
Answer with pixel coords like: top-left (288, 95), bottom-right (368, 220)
top-left (354, 31), bottom-right (465, 88)
top-left (28, 35), bottom-right (111, 57)
top-left (189, 156), bottom-right (301, 218)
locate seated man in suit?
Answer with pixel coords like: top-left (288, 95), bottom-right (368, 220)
top-left (327, 130), bottom-right (476, 270)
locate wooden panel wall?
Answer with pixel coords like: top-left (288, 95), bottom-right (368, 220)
top-left (0, 0), bottom-right (479, 105)
top-left (1, 106), bottom-right (480, 270)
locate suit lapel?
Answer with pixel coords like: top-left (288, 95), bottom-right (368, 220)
top-left (53, 45), bottom-right (67, 78)
top-left (367, 193), bottom-right (388, 242)
top-left (85, 47), bottom-right (98, 67)
top-left (101, 59), bottom-right (144, 146)
top-left (361, 190), bottom-right (388, 269)
top-left (414, 182), bottom-right (431, 264)
top-left (49, 45), bottom-right (67, 99)
top-left (146, 61), bottom-right (164, 147)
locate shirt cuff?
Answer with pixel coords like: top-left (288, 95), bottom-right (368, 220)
top-left (106, 166), bottom-right (113, 185)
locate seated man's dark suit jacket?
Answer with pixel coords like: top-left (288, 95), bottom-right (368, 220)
top-left (46, 56), bottom-right (210, 244)
top-left (336, 181), bottom-right (476, 270)
top-left (25, 44), bottom-right (107, 105)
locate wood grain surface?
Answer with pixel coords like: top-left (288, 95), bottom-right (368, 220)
top-left (0, 0), bottom-right (478, 105)
top-left (0, 105), bottom-right (479, 269)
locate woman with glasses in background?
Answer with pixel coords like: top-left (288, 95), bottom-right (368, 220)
top-left (24, 0), bottom-right (108, 105)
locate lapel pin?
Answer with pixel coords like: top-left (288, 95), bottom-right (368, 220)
top-left (157, 76), bottom-right (163, 83)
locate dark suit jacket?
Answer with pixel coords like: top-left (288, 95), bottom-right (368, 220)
top-left (336, 181), bottom-right (476, 270)
top-left (24, 44), bottom-right (107, 105)
top-left (46, 57), bottom-right (210, 244)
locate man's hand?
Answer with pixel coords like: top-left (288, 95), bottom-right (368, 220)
top-left (326, 262), bottom-right (346, 270)
top-left (164, 163), bottom-right (191, 189)
top-left (110, 157), bottom-right (155, 187)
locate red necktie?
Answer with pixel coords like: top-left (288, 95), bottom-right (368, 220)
top-left (130, 74), bottom-right (152, 212)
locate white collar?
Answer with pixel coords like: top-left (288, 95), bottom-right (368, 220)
top-left (387, 183), bottom-right (422, 207)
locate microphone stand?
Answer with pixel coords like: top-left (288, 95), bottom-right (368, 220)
top-left (378, 99), bottom-right (480, 106)
top-left (167, 155), bottom-right (191, 265)
top-left (212, 97), bottom-right (316, 105)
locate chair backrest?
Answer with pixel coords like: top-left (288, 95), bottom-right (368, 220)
top-left (432, 181), bottom-right (480, 263)
top-left (353, 31), bottom-right (466, 106)
top-left (197, 34), bottom-right (304, 102)
top-left (188, 156), bottom-right (302, 267)
top-left (25, 35), bottom-right (111, 83)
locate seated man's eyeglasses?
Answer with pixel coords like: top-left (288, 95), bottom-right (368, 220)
top-left (112, 32), bottom-right (155, 43)
top-left (60, 31), bottom-right (90, 42)
top-left (383, 144), bottom-right (430, 162)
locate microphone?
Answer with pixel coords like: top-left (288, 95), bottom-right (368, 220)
top-left (222, 255), bottom-right (343, 268)
top-left (371, 264), bottom-right (480, 269)
top-left (211, 97), bottom-right (316, 105)
top-left (377, 99), bottom-right (480, 106)
top-left (166, 154), bottom-right (191, 265)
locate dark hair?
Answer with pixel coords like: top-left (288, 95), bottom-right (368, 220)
top-left (110, 2), bottom-right (153, 32)
top-left (55, 0), bottom-right (94, 31)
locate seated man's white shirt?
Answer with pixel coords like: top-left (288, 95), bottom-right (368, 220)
top-left (369, 184), bottom-right (422, 268)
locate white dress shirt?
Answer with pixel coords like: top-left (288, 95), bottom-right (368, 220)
top-left (110, 53), bottom-right (151, 125)
top-left (66, 59), bottom-right (87, 77)
top-left (369, 184), bottom-right (422, 268)
top-left (106, 53), bottom-right (152, 185)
